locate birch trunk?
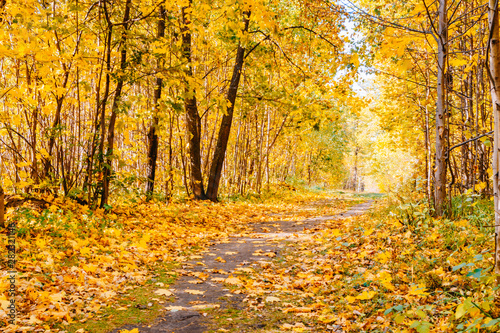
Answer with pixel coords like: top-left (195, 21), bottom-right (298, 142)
top-left (488, 0), bottom-right (500, 278)
top-left (434, 0), bottom-right (448, 216)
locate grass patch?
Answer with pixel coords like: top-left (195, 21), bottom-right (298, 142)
top-left (62, 264), bottom-right (178, 333)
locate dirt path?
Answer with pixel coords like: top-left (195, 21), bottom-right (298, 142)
top-left (111, 200), bottom-right (372, 333)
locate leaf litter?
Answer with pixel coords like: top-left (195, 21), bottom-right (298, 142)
top-left (0, 190), bottom-right (349, 331)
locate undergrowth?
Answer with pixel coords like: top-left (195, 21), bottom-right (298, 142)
top-left (216, 189), bottom-right (500, 332)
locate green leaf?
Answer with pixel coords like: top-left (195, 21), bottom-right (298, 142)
top-left (482, 318), bottom-right (500, 328)
top-left (452, 263), bottom-right (467, 271)
top-left (416, 321), bottom-right (433, 333)
top-left (456, 298), bottom-right (473, 319)
top-left (466, 268), bottom-right (483, 278)
top-left (416, 309), bottom-right (426, 319)
top-left (394, 314), bottom-right (405, 324)
top-left (455, 303), bottom-right (467, 319)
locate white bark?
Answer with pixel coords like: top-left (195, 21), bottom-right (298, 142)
top-left (434, 0), bottom-right (448, 216)
top-left (489, 0), bottom-right (500, 276)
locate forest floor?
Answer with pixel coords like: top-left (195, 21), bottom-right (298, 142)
top-left (3, 188), bottom-right (498, 332)
top-left (1, 187), bottom-right (369, 332)
top-left (106, 191), bottom-right (500, 333)
top-left (110, 199), bottom-right (373, 333)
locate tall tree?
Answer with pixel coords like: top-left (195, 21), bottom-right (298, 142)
top-left (181, 0), bottom-right (208, 200)
top-left (101, 0), bottom-right (132, 207)
top-left (146, 5), bottom-right (166, 200)
top-left (0, 182), bottom-right (4, 228)
top-left (206, 10), bottom-right (251, 201)
top-left (489, 0), bottom-right (500, 279)
top-left (434, 0), bottom-right (449, 216)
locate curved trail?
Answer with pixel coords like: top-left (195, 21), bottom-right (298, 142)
top-left (112, 200), bottom-right (373, 333)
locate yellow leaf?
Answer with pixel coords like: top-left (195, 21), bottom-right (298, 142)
top-left (330, 229), bottom-right (342, 237)
top-left (408, 283), bottom-right (429, 297)
top-left (211, 277), bottom-right (225, 282)
top-left (235, 267), bottom-right (253, 273)
top-left (16, 161), bottom-right (31, 168)
top-left (188, 280), bottom-right (202, 284)
top-left (455, 303), bottom-right (466, 319)
top-left (191, 303), bottom-right (220, 310)
top-left (185, 289), bottom-right (204, 295)
top-left (318, 315), bottom-right (336, 323)
top-left (27, 315), bottom-right (42, 324)
top-left (166, 306), bottom-right (185, 311)
top-left (346, 295), bottom-right (357, 303)
top-left (224, 276), bottom-right (242, 285)
top-left (456, 298), bottom-right (473, 319)
top-left (154, 289), bottom-right (173, 297)
top-left (356, 291), bottom-right (376, 300)
top-left (265, 296), bottom-right (280, 303)
top-left (364, 228), bottom-right (374, 236)
top-left (283, 307), bottom-right (313, 313)
top-left (49, 292), bottom-right (65, 303)
top-left (40, 148), bottom-right (50, 158)
top-left (80, 247), bottom-right (92, 255)
top-left (82, 264), bottom-right (96, 273)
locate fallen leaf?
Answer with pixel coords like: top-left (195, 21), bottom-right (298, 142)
top-left (190, 255), bottom-right (203, 259)
top-left (265, 296), bottom-right (280, 303)
top-left (154, 289), bottom-right (173, 297)
top-left (185, 289), bottom-right (205, 295)
top-left (235, 267), bottom-right (254, 273)
top-left (211, 277), bottom-right (226, 282)
top-left (283, 307), bottom-right (313, 313)
top-left (224, 276), bottom-right (242, 285)
top-left (191, 304), bottom-right (221, 310)
top-left (188, 280), bottom-right (203, 284)
top-left (166, 306), bottom-right (185, 311)
top-left (356, 290), bottom-right (377, 300)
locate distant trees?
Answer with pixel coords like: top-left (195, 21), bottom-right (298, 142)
top-left (345, 0), bottom-right (494, 215)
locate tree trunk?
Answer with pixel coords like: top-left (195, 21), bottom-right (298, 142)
top-left (146, 5), bottom-right (166, 200)
top-left (424, 76), bottom-right (432, 205)
top-left (181, 1), bottom-right (208, 200)
top-left (177, 116), bottom-right (191, 198)
top-left (101, 0), bottom-right (132, 208)
top-left (165, 108), bottom-right (174, 201)
top-left (206, 11), bottom-right (251, 201)
top-left (434, 0), bottom-right (448, 216)
top-left (488, 0), bottom-right (500, 279)
top-left (0, 185), bottom-right (4, 228)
